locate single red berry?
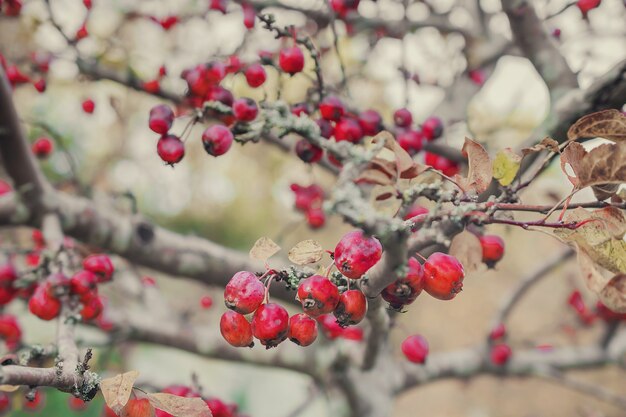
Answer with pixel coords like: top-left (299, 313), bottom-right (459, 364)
top-left (423, 252), bottom-right (464, 300)
top-left (121, 398), bottom-right (155, 417)
top-left (330, 0), bottom-right (360, 17)
top-left (479, 234), bottom-right (505, 267)
top-left (0, 180), bottom-right (12, 196)
top-left (421, 116), bottom-right (443, 141)
top-left (143, 79), bottom-right (160, 93)
top-left (0, 392), bottom-right (10, 414)
top-left (334, 289), bottom-right (367, 326)
top-left (149, 105), bottom-right (174, 135)
top-left (305, 207), bottom-right (325, 229)
top-left (0, 314), bottom-right (22, 343)
top-left (32, 137), bottom-right (53, 158)
top-left (319, 96), bottom-right (345, 122)
top-left (334, 230), bottom-right (383, 279)
top-left (291, 102), bottom-right (309, 116)
top-left (290, 183), bottom-right (324, 211)
top-left (202, 125), bottom-right (234, 156)
top-left (334, 117), bottom-right (364, 143)
top-left (205, 86), bottom-right (234, 107)
top-left (83, 254), bottom-right (114, 282)
top-left (220, 310), bottom-right (254, 348)
top-left (288, 313), bottom-right (318, 346)
top-left (489, 323), bottom-right (506, 341)
top-left (157, 134), bottom-right (185, 165)
top-left (490, 343), bottom-right (512, 365)
top-left (577, 0), bottom-right (601, 16)
top-left (251, 303), bottom-right (289, 348)
top-left (75, 23), bottom-right (89, 40)
top-left (401, 334), bottom-right (429, 364)
top-left (403, 205), bottom-right (428, 221)
top-left (205, 398), bottom-right (237, 417)
top-left (83, 0), bottom-right (92, 9)
top-left (279, 46), bottom-right (305, 75)
top-left (224, 271), bottom-right (265, 314)
top-left (28, 284), bottom-right (61, 320)
top-left (552, 28), bottom-right (562, 39)
top-left (357, 109), bottom-right (382, 136)
top-left (24, 390), bottom-right (44, 411)
top-left (183, 65), bottom-right (211, 97)
top-left (82, 99), bottom-right (95, 114)
top-left (317, 314), bottom-right (364, 341)
top-left (382, 257), bottom-right (424, 309)
top-left (204, 61), bottom-right (226, 84)
top-left (244, 63), bottom-right (266, 87)
top-left (80, 293), bottom-right (104, 321)
top-left (3, 0), bottom-right (22, 16)
top-left (209, 0), bottom-right (228, 13)
top-left (33, 78), bottom-right (46, 93)
top-left (295, 139), bottom-right (323, 163)
top-left (393, 108), bottom-right (412, 127)
top-left (200, 295), bottom-right (213, 309)
top-left (160, 16), bottom-right (179, 30)
top-left (316, 118), bottom-right (334, 138)
top-left (68, 396), bottom-right (87, 411)
top-left (468, 69), bottom-right (485, 85)
top-left (0, 286), bottom-right (16, 306)
top-left (70, 270), bottom-right (98, 295)
top-left (0, 263), bottom-right (17, 286)
top-left (424, 152), bottom-right (460, 177)
top-left (297, 275), bottom-right (340, 317)
top-left (232, 98), bottom-right (258, 122)
top-left (397, 129), bottom-right (424, 155)
top-left (224, 55), bottom-right (241, 74)
top-left (242, 2), bottom-right (256, 28)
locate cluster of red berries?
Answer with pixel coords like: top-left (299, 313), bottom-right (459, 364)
top-left (568, 290), bottom-right (626, 325)
top-left (1, 51), bottom-right (51, 93)
top-left (220, 230), bottom-right (381, 349)
top-left (290, 183), bottom-right (325, 229)
top-left (0, 389), bottom-right (45, 414)
top-left (488, 323), bottom-right (512, 366)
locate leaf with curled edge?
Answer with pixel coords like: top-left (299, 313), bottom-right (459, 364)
top-left (100, 370), bottom-right (140, 414)
top-left (521, 137), bottom-right (560, 156)
top-left (448, 230), bottom-right (483, 273)
top-left (567, 109), bottom-right (626, 143)
top-left (454, 138), bottom-right (492, 195)
top-left (147, 393), bottom-right (212, 417)
top-left (555, 207), bottom-right (626, 275)
top-left (372, 131), bottom-right (428, 180)
top-left (560, 142), bottom-right (585, 187)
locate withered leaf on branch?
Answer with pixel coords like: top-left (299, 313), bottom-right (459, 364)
top-left (567, 109), bottom-right (626, 143)
top-left (577, 249), bottom-right (626, 313)
top-left (148, 393), bottom-right (212, 417)
top-left (100, 370), bottom-right (140, 414)
top-left (249, 237), bottom-right (281, 261)
top-left (454, 138), bottom-right (492, 195)
top-left (521, 137), bottom-right (560, 156)
top-left (492, 148), bottom-right (521, 186)
top-left (288, 240), bottom-right (324, 265)
top-left (448, 230), bottom-right (483, 273)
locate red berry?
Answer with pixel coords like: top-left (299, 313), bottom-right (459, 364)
top-left (401, 334), bottom-right (429, 363)
top-left (0, 286), bottom-right (16, 306)
top-left (397, 129), bottom-right (424, 155)
top-left (183, 65), bottom-right (211, 97)
top-left (28, 284), bottom-right (61, 320)
top-left (334, 289), bottom-right (367, 326)
top-left (468, 69), bottom-right (485, 85)
top-left (223, 271), bottom-right (265, 314)
top-left (242, 2), bottom-right (255, 28)
top-left (317, 314), bottom-right (364, 341)
top-left (334, 230), bottom-right (383, 279)
top-left (68, 396), bottom-right (87, 411)
top-left (220, 311), bottom-right (254, 348)
top-left (160, 16), bottom-right (179, 30)
top-left (70, 270), bottom-right (98, 295)
top-left (251, 303), bottom-right (289, 348)
top-left (32, 137), bottom-right (53, 158)
top-left (157, 134), bottom-right (185, 165)
top-left (279, 46), bottom-right (305, 75)
top-left (382, 257), bottom-right (424, 309)
top-left (143, 79), bottom-right (160, 94)
top-left (393, 108), bottom-right (412, 127)
top-left (330, 0), bottom-right (360, 17)
top-left (421, 116), bottom-right (443, 141)
top-left (297, 275), bottom-right (340, 317)
top-left (0, 263), bottom-right (17, 286)
top-left (149, 105), bottom-right (174, 134)
top-left (295, 139), bottom-right (323, 163)
top-left (290, 183), bottom-right (324, 211)
top-left (6, 65), bottom-right (29, 85)
top-left (82, 99), bottom-right (95, 114)
top-left (577, 0), bottom-right (601, 16)
top-left (33, 78), bottom-right (46, 93)
top-left (205, 398), bottom-right (237, 417)
top-left (552, 28), bottom-right (562, 39)
top-left (424, 152), bottom-right (460, 177)
top-left (200, 295), bottom-right (213, 309)
top-left (202, 125), bottom-right (233, 156)
top-left (204, 62), bottom-right (226, 84)
top-left (75, 24), bottom-right (89, 40)
top-left (334, 117), bottom-right (363, 143)
top-left (83, 0), bottom-right (92, 9)
top-left (316, 118), bottom-right (334, 138)
top-left (305, 207), bottom-right (325, 229)
top-left (0, 180), bottom-right (12, 196)
top-left (423, 252), bottom-right (464, 300)
top-left (232, 98), bottom-right (258, 122)
top-left (291, 102), bottom-right (309, 116)
top-left (80, 293), bottom-right (104, 321)
top-left (595, 301), bottom-right (626, 322)
top-left (479, 234), bottom-right (505, 267)
top-left (489, 323), bottom-right (506, 341)
top-left (121, 398), bottom-right (155, 417)
top-left (24, 390), bottom-right (44, 411)
top-left (83, 254), bottom-right (114, 282)
top-left (403, 205), bottom-right (428, 221)
top-left (319, 96), bottom-right (345, 122)
top-left (288, 313), bottom-right (318, 346)
top-left (206, 86), bottom-right (234, 107)
top-left (357, 110), bottom-right (382, 136)
top-left (3, 0), bottom-right (22, 16)
top-left (0, 392), bottom-right (10, 414)
top-left (209, 0), bottom-right (228, 13)
top-left (0, 314), bottom-right (22, 344)
top-left (244, 63), bottom-right (266, 87)
top-left (490, 343), bottom-right (512, 365)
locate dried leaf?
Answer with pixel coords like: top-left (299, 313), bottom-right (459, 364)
top-left (100, 370), bottom-right (140, 414)
top-left (288, 240), bottom-right (324, 265)
top-left (560, 142), bottom-right (585, 187)
top-left (454, 138), bottom-right (492, 195)
top-left (577, 248), bottom-right (611, 293)
top-left (148, 393), bottom-right (212, 417)
top-left (0, 385), bottom-right (19, 392)
top-left (567, 109), bottom-right (626, 143)
top-left (448, 230), bottom-right (483, 273)
top-left (355, 168), bottom-right (395, 186)
top-left (492, 148), bottom-right (521, 186)
top-left (598, 274), bottom-right (626, 313)
top-left (522, 137), bottom-right (560, 156)
top-left (249, 237), bottom-right (281, 261)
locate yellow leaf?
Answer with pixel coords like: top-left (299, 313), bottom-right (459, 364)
top-left (249, 237), bottom-right (281, 262)
top-left (492, 148), bottom-right (521, 186)
top-left (100, 370), bottom-right (140, 414)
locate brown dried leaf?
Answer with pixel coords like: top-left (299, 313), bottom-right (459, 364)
top-left (560, 142), bottom-right (585, 187)
top-left (249, 237), bottom-right (281, 262)
top-left (148, 393), bottom-right (212, 417)
top-left (448, 230), bottom-right (483, 273)
top-left (454, 138), bottom-right (492, 195)
top-left (288, 240), bottom-right (324, 265)
top-left (100, 370), bottom-right (140, 414)
top-left (0, 385), bottom-right (19, 392)
top-left (567, 109), bottom-right (626, 143)
top-left (522, 137), bottom-right (560, 156)
top-left (577, 248), bottom-right (611, 293)
top-left (598, 274), bottom-right (626, 313)
top-left (374, 130), bottom-right (424, 180)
